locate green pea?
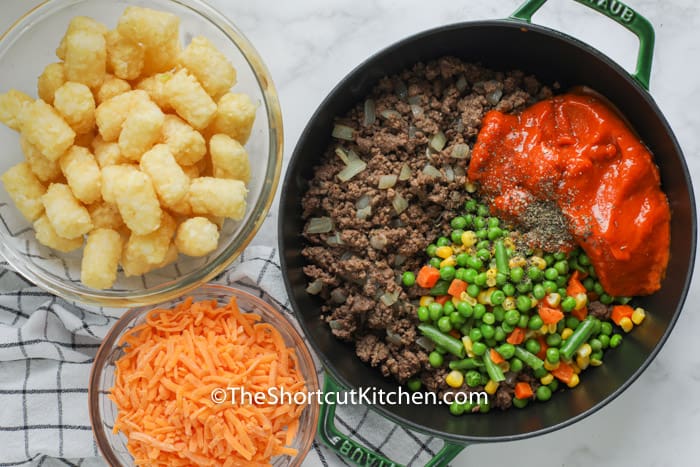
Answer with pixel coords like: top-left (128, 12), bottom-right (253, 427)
top-left (476, 229), bottom-right (488, 240)
top-left (546, 333), bottom-right (562, 347)
top-left (472, 341), bottom-right (487, 356)
top-left (513, 397), bottom-right (528, 409)
top-left (487, 227), bottom-right (503, 240)
top-left (504, 309), bottom-right (520, 326)
top-left (451, 229), bottom-right (464, 244)
top-left (533, 284), bottom-right (546, 300)
top-left (557, 287), bottom-right (568, 297)
top-left (509, 357), bottom-right (524, 372)
top-left (518, 314), bottom-right (529, 329)
top-left (616, 296), bottom-right (632, 305)
top-left (457, 301), bottom-right (473, 318)
top-left (546, 347), bottom-right (560, 363)
top-left (437, 237), bottom-right (451, 247)
top-left (516, 281), bottom-right (533, 294)
top-left (554, 260), bottom-right (569, 275)
top-left (601, 322), bottom-right (613, 335)
top-left (443, 301), bottom-right (455, 315)
top-left (417, 306), bottom-right (430, 322)
top-left (463, 268), bottom-right (478, 283)
top-left (579, 253), bottom-right (591, 266)
top-left (473, 217), bottom-right (486, 230)
top-left (437, 316), bottom-right (452, 332)
top-left (473, 304), bottom-right (486, 319)
top-left (450, 401), bottom-right (465, 416)
top-left (528, 266), bottom-right (543, 282)
top-left (525, 338), bottom-right (541, 355)
top-left (463, 214), bottom-right (474, 228)
top-left (428, 302), bottom-right (443, 321)
top-left (460, 324), bottom-right (471, 336)
top-left (497, 343), bottom-right (515, 359)
top-left (528, 315), bottom-right (544, 330)
top-left (533, 367), bottom-right (547, 379)
top-left (494, 326), bottom-right (506, 342)
top-left (593, 282), bottom-right (605, 296)
top-left (477, 248), bottom-right (491, 261)
top-left (610, 334), bottom-right (622, 348)
top-left (536, 385), bottom-right (552, 401)
top-left (553, 252), bottom-right (567, 261)
top-left (469, 328), bottom-right (483, 342)
top-left (493, 306), bottom-right (505, 322)
top-left (487, 217), bottom-right (500, 228)
top-left (451, 216), bottom-right (467, 230)
top-left (449, 312), bottom-right (465, 326)
top-left (583, 277), bottom-right (595, 291)
top-left (516, 295), bottom-right (532, 312)
top-left (402, 271), bottom-right (416, 287)
top-left (428, 351), bottom-right (443, 367)
top-left (543, 280), bottom-right (558, 293)
top-left (589, 338), bottom-right (602, 352)
top-left (502, 283), bottom-right (516, 297)
top-left (474, 273), bottom-right (487, 287)
top-left (561, 296), bottom-right (576, 312)
top-left (467, 284), bottom-right (480, 298)
top-left (544, 254), bottom-right (555, 266)
top-left (455, 268), bottom-right (465, 281)
top-left (482, 312), bottom-right (496, 325)
top-left (496, 272), bottom-right (508, 286)
top-left (591, 350), bottom-right (604, 362)
top-left (565, 316), bottom-right (580, 329)
top-left (592, 318), bottom-right (601, 336)
top-left (479, 401), bottom-right (491, 413)
top-left (510, 267), bottom-right (524, 283)
top-left (556, 320), bottom-right (566, 333)
top-left (480, 324), bottom-right (495, 340)
top-left (555, 276), bottom-right (567, 288)
top-left (466, 370), bottom-right (481, 387)
top-left (600, 293), bottom-right (614, 305)
top-left (407, 378), bottom-right (422, 391)
top-left (429, 257), bottom-right (441, 268)
top-left (490, 290), bottom-right (505, 306)
top-left (464, 199), bottom-right (477, 213)
top-left (477, 204), bottom-right (490, 217)
top-left (456, 253), bottom-right (469, 267)
top-left (598, 334), bottom-right (610, 349)
top-left (439, 266), bottom-right (455, 282)
top-left (426, 244), bottom-right (438, 257)
top-left (466, 256), bottom-right (483, 270)
top-left (502, 322), bottom-right (514, 333)
top-left (544, 267), bottom-right (559, 280)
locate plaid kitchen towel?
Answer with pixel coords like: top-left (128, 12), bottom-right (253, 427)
top-left (0, 246), bottom-right (449, 467)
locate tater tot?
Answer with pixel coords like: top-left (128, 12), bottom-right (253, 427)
top-left (53, 82), bottom-right (96, 135)
top-left (34, 214), bottom-right (83, 253)
top-left (117, 7), bottom-right (180, 75)
top-left (105, 29), bottom-right (144, 81)
top-left (209, 134), bottom-right (251, 183)
top-left (188, 177), bottom-right (247, 220)
top-left (135, 73), bottom-right (172, 111)
top-left (208, 92), bottom-right (257, 144)
top-left (96, 75), bottom-right (131, 105)
top-left (140, 144), bottom-right (189, 207)
top-left (42, 183), bottom-right (92, 239)
top-left (123, 211), bottom-right (176, 267)
top-left (164, 69), bottom-right (217, 130)
top-left (92, 135), bottom-right (127, 168)
top-left (166, 196), bottom-right (192, 217)
top-left (1, 163), bottom-right (46, 222)
top-left (81, 228), bottom-right (122, 289)
top-left (179, 36), bottom-right (236, 99)
top-left (160, 114), bottom-right (206, 166)
top-left (56, 17), bottom-right (108, 60)
top-left (37, 63), bottom-right (65, 105)
top-left (101, 164), bottom-right (138, 204)
top-left (95, 89), bottom-right (148, 142)
top-left (19, 100), bottom-right (75, 161)
top-left (59, 146), bottom-right (102, 204)
top-left (114, 170), bottom-right (162, 235)
top-left (0, 90), bottom-right (33, 132)
top-left (20, 135), bottom-right (62, 183)
top-left (175, 217), bottom-right (219, 257)
top-left (64, 28), bottom-right (107, 89)
top-left (88, 201), bottom-right (124, 230)
top-left (118, 99), bottom-right (164, 161)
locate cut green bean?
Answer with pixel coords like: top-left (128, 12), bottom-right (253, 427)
top-left (513, 345), bottom-right (544, 370)
top-left (560, 315), bottom-right (598, 360)
top-left (494, 239), bottom-right (509, 274)
top-left (483, 349), bottom-right (505, 382)
top-left (449, 357), bottom-right (483, 371)
top-left (417, 324), bottom-right (465, 358)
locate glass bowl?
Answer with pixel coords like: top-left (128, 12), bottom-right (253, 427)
top-left (89, 284), bottom-right (320, 466)
top-left (0, 0), bottom-right (283, 307)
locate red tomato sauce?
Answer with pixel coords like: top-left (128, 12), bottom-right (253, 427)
top-left (468, 92), bottom-right (670, 296)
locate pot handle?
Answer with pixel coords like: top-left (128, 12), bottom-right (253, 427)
top-left (317, 372), bottom-right (466, 466)
top-left (510, 0), bottom-right (655, 90)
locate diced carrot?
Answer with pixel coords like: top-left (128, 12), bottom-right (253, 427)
top-left (506, 327), bottom-right (526, 345)
top-left (490, 348), bottom-right (504, 364)
top-left (567, 272), bottom-right (587, 297)
top-left (536, 335), bottom-right (548, 360)
top-left (611, 305), bottom-right (634, 325)
top-left (435, 295), bottom-right (450, 305)
top-left (571, 305), bottom-right (588, 321)
top-left (551, 362), bottom-right (574, 383)
top-left (447, 279), bottom-right (467, 297)
top-left (514, 382), bottom-right (533, 399)
top-left (110, 296), bottom-right (307, 466)
top-left (416, 266), bottom-right (440, 288)
top-left (538, 304), bottom-right (564, 325)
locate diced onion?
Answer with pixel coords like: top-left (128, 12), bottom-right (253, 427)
top-left (356, 206), bottom-right (372, 219)
top-left (429, 131), bottom-right (447, 152)
top-left (326, 232), bottom-right (345, 246)
top-left (386, 328), bottom-right (402, 344)
top-left (380, 109), bottom-right (401, 120)
top-left (306, 217), bottom-right (333, 234)
top-left (444, 165), bottom-right (455, 182)
top-left (407, 95), bottom-right (422, 106)
top-left (332, 124), bottom-right (354, 141)
top-left (331, 289), bottom-right (347, 304)
top-left (394, 254), bottom-right (407, 267)
top-left (335, 147), bottom-right (350, 164)
top-left (454, 165), bottom-right (466, 177)
top-left (381, 291), bottom-right (400, 307)
top-left (306, 279), bottom-right (323, 295)
top-left (392, 193), bottom-right (408, 214)
top-left (410, 104), bottom-right (423, 117)
top-left (399, 164), bottom-right (411, 181)
top-left (423, 164), bottom-right (442, 178)
top-left (329, 319), bottom-right (344, 330)
top-left (378, 174), bottom-right (398, 189)
top-left (370, 233), bottom-right (388, 250)
top-left (395, 80), bottom-right (408, 100)
top-left (456, 75), bottom-right (467, 92)
top-left (337, 158), bottom-right (367, 182)
top-left (465, 180), bottom-right (477, 193)
top-left (408, 125), bottom-right (417, 140)
top-left (355, 194), bottom-right (371, 210)
top-left (486, 89), bottom-right (503, 105)
top-left (450, 143), bottom-right (470, 159)
top-left (416, 336), bottom-right (436, 352)
top-left (363, 99), bottom-right (376, 127)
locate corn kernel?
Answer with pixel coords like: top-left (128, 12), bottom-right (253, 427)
top-left (571, 362), bottom-right (581, 374)
top-left (619, 317), bottom-right (634, 333)
top-left (590, 358), bottom-right (603, 367)
top-left (465, 181), bottom-right (477, 193)
top-left (573, 293), bottom-right (588, 311)
top-left (540, 373), bottom-right (554, 385)
top-left (485, 268), bottom-right (498, 287)
top-left (420, 296), bottom-right (434, 307)
top-left (503, 237), bottom-right (515, 249)
top-left (484, 379), bottom-right (499, 395)
top-left (445, 370), bottom-right (464, 388)
top-left (459, 292), bottom-right (477, 306)
top-left (436, 246), bottom-right (453, 259)
top-left (530, 297), bottom-right (538, 308)
top-left (547, 323), bottom-right (557, 334)
top-left (561, 328), bottom-right (574, 340)
top-left (632, 307), bottom-right (646, 325)
top-left (540, 325), bottom-right (549, 334)
top-left (503, 297), bottom-right (516, 311)
top-left (577, 343), bottom-right (592, 358)
top-left (546, 293), bottom-right (561, 307)
top-left (462, 336), bottom-right (473, 354)
top-left (440, 256), bottom-right (457, 268)
top-left (530, 256), bottom-right (546, 270)
top-left (477, 289), bottom-right (492, 305)
top-left (508, 256), bottom-right (527, 268)
top-left (461, 231), bottom-right (477, 248)
top-left (567, 373), bottom-right (580, 388)
top-left (576, 355), bottom-right (590, 370)
top-left (544, 360), bottom-right (560, 371)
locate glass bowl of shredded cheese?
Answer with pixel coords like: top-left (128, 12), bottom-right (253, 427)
top-left (0, 0), bottom-right (283, 307)
top-left (89, 284), bottom-right (320, 466)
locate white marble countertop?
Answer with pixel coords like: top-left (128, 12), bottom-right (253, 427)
top-left (2, 0), bottom-right (699, 466)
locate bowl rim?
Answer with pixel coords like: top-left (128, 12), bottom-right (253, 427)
top-left (0, 0), bottom-right (284, 308)
top-left (88, 283), bottom-right (320, 466)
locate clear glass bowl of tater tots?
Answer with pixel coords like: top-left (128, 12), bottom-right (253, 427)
top-left (0, 0), bottom-right (283, 307)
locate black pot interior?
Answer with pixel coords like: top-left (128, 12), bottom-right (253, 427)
top-left (279, 20), bottom-right (696, 442)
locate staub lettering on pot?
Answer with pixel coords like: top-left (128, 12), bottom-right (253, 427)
top-left (337, 440), bottom-right (398, 467)
top-left (584, 0), bottom-right (635, 22)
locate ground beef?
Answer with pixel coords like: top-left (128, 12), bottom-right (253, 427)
top-left (301, 57), bottom-right (549, 391)
top-left (589, 300), bottom-right (612, 319)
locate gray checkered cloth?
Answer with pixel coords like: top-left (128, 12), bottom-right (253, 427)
top-left (0, 246), bottom-right (447, 466)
